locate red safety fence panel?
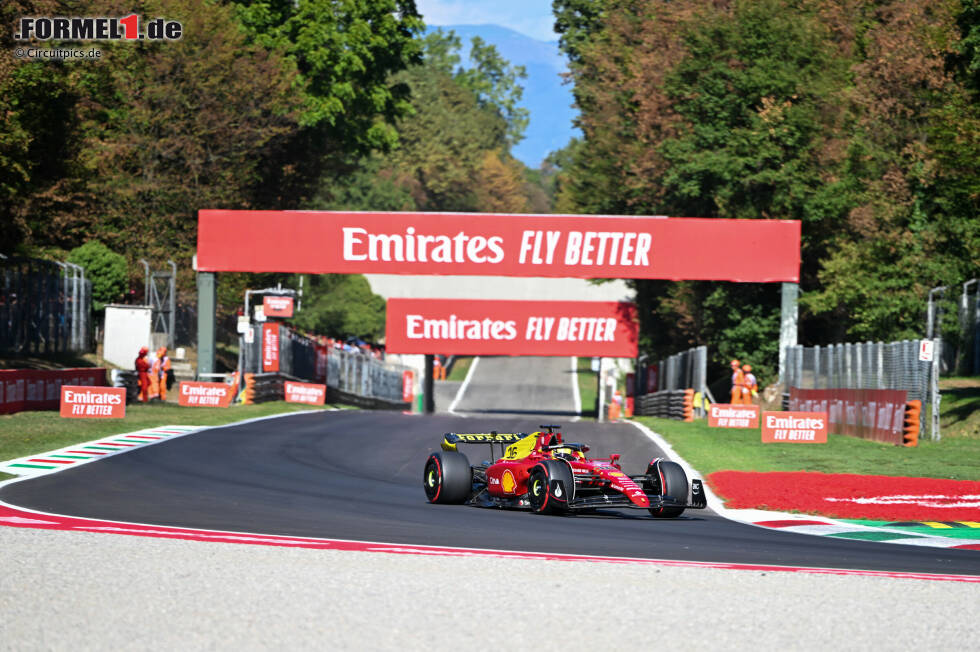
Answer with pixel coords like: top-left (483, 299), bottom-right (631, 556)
top-left (789, 387), bottom-right (908, 445)
top-left (385, 298), bottom-right (638, 357)
top-left (198, 210), bottom-right (800, 282)
top-left (0, 368), bottom-right (107, 415)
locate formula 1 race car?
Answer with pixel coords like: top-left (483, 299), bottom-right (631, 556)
top-left (423, 425), bottom-right (707, 517)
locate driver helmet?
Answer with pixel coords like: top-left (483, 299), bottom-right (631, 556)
top-left (553, 446), bottom-right (583, 461)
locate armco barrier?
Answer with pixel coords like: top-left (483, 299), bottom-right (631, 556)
top-left (635, 389), bottom-right (694, 420)
top-left (0, 368), bottom-right (106, 415)
top-left (243, 372), bottom-right (409, 411)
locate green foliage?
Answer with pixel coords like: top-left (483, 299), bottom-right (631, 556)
top-left (558, 0), bottom-right (980, 371)
top-left (455, 36), bottom-right (530, 146)
top-left (232, 0), bottom-right (424, 152)
top-left (67, 241), bottom-right (128, 311)
top-left (289, 275), bottom-right (386, 341)
top-left (315, 28), bottom-right (535, 213)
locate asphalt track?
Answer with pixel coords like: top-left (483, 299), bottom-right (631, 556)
top-left (451, 355), bottom-right (577, 416)
top-left (2, 408), bottom-right (979, 576)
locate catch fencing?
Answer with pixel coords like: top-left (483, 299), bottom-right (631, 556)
top-left (784, 339), bottom-right (939, 439)
top-left (241, 323), bottom-right (410, 405)
top-left (0, 256), bottom-right (92, 355)
top-left (634, 346), bottom-right (707, 419)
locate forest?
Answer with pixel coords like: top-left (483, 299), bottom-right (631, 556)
top-left (2, 0), bottom-right (978, 382)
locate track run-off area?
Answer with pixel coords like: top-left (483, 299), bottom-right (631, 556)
top-left (1, 357), bottom-right (978, 648)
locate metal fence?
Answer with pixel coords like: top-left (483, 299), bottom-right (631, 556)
top-left (326, 349), bottom-right (410, 404)
top-left (784, 339), bottom-right (939, 439)
top-left (784, 340), bottom-right (931, 402)
top-left (0, 256), bottom-right (91, 355)
top-left (241, 322), bottom-right (409, 404)
top-left (638, 346), bottom-right (707, 395)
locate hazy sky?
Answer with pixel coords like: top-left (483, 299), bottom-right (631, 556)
top-left (413, 0), bottom-right (558, 42)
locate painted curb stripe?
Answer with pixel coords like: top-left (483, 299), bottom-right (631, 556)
top-left (625, 420), bottom-right (980, 552)
top-left (756, 520), bottom-right (830, 528)
top-left (0, 501), bottom-right (976, 583)
top-left (0, 426), bottom-right (203, 477)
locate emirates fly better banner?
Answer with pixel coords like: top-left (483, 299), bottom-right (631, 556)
top-left (385, 299), bottom-right (638, 357)
top-left (197, 211), bottom-right (800, 282)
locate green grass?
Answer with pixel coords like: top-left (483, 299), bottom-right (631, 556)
top-left (0, 401), bottom-right (344, 481)
top-left (447, 356), bottom-right (473, 382)
top-left (634, 416), bottom-right (980, 481)
top-left (576, 357), bottom-right (598, 417)
top-left (937, 378), bottom-right (980, 440)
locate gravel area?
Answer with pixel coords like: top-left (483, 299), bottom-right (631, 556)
top-left (1, 526), bottom-right (977, 650)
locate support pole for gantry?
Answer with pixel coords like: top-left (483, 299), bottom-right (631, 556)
top-left (424, 354), bottom-right (435, 414)
top-left (778, 282), bottom-right (799, 386)
top-left (197, 272), bottom-right (216, 380)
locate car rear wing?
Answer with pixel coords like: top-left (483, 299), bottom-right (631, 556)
top-left (441, 432), bottom-right (528, 453)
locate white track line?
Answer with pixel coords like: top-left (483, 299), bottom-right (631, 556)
top-left (448, 356), bottom-right (481, 415)
top-left (570, 356), bottom-right (582, 422)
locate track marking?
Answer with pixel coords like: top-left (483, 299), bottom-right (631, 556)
top-left (3, 412), bottom-right (976, 579)
top-left (448, 356), bottom-right (480, 415)
top-left (0, 500), bottom-right (976, 582)
top-left (625, 419), bottom-right (980, 551)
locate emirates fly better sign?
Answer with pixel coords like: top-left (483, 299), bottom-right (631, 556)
top-left (761, 411), bottom-right (828, 444)
top-left (385, 299), bottom-right (638, 357)
top-left (60, 386), bottom-right (126, 418)
top-left (197, 211), bottom-right (801, 282)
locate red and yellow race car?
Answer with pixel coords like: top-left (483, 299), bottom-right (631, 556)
top-left (423, 425), bottom-right (706, 517)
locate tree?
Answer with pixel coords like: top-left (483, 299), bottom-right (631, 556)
top-left (315, 29), bottom-right (534, 213)
top-left (68, 241), bottom-right (128, 310)
top-left (289, 275), bottom-right (386, 340)
top-left (555, 0), bottom-right (980, 368)
top-left (455, 36), bottom-right (530, 147)
top-left (232, 0), bottom-right (424, 153)
top-left (0, 0), bottom-right (77, 254)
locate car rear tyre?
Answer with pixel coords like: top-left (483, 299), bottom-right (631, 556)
top-left (647, 459), bottom-right (688, 518)
top-left (528, 460), bottom-right (574, 515)
top-left (423, 451), bottom-right (472, 504)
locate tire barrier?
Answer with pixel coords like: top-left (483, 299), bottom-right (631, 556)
top-left (635, 389), bottom-right (695, 420)
top-left (903, 400), bottom-right (921, 447)
top-left (110, 369), bottom-right (140, 404)
top-left (242, 373), bottom-right (283, 405)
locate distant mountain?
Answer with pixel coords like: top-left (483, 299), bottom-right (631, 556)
top-left (428, 24), bottom-right (580, 169)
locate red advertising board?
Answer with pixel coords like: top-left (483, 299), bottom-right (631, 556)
top-left (789, 387), bottom-right (907, 445)
top-left (60, 386), bottom-right (126, 418)
top-left (385, 299), bottom-right (639, 357)
top-left (284, 381), bottom-right (326, 405)
top-left (708, 404), bottom-right (760, 428)
top-left (198, 211), bottom-right (800, 282)
top-left (0, 368), bottom-right (106, 415)
top-left (761, 411), bottom-right (829, 443)
top-left (263, 295), bottom-right (295, 318)
top-left (178, 381), bottom-right (233, 407)
top-left (262, 323), bottom-right (280, 372)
